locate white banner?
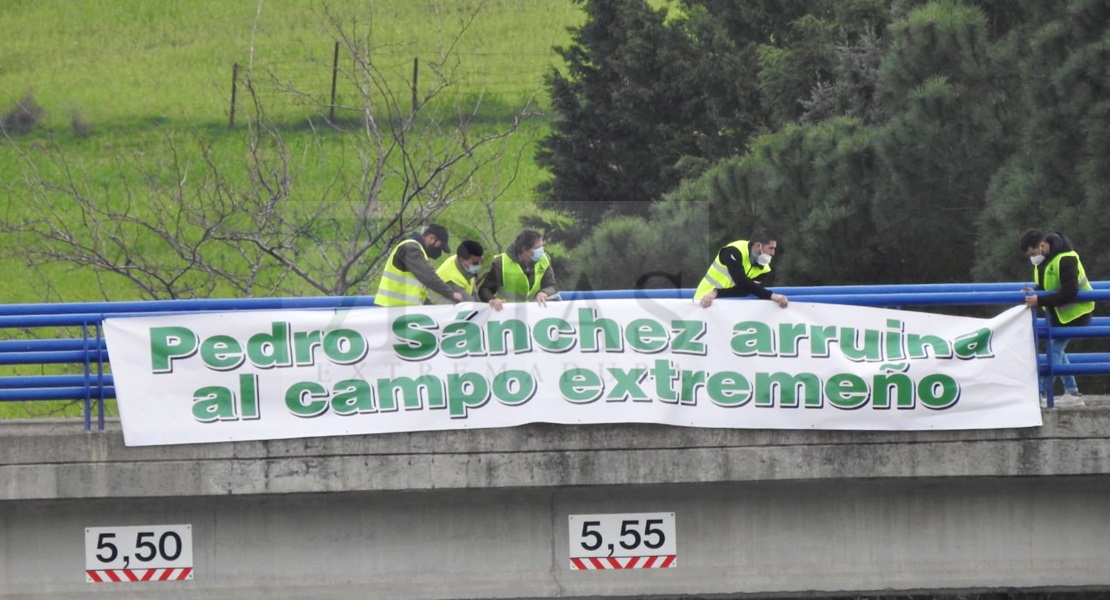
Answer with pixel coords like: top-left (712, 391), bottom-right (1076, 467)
top-left (103, 300), bottom-right (1041, 446)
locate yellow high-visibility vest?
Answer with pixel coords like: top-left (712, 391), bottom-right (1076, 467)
top-left (374, 239), bottom-right (428, 307)
top-left (1035, 250), bottom-right (1094, 324)
top-left (693, 240), bottom-right (771, 300)
top-left (429, 258), bottom-right (475, 304)
top-left (497, 253), bottom-right (550, 301)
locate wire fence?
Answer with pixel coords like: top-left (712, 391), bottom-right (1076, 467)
top-left (229, 45), bottom-right (559, 126)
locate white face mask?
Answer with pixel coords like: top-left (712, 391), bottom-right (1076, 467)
top-left (754, 245), bottom-right (772, 266)
top-left (1030, 254), bottom-right (1045, 266)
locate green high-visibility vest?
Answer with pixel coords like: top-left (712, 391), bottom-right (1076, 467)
top-left (497, 253), bottom-right (550, 301)
top-left (374, 239), bottom-right (428, 307)
top-left (1034, 250), bottom-right (1094, 324)
top-left (694, 240), bottom-right (771, 300)
top-left (429, 258), bottom-right (475, 304)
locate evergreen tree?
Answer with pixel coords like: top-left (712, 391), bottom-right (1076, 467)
top-left (668, 1), bottom-right (1015, 286)
top-left (974, 0), bottom-right (1110, 282)
top-left (564, 217), bottom-right (665, 291)
top-left (537, 0), bottom-right (777, 245)
top-left (564, 0), bottom-right (1108, 291)
top-left (662, 118), bottom-right (882, 286)
top-left (867, 0), bottom-right (1015, 282)
top-left (537, 0), bottom-right (702, 244)
top-left (757, 15), bottom-right (837, 126)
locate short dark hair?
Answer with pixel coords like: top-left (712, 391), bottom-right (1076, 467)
top-left (458, 240), bottom-right (484, 259)
top-left (750, 228), bottom-right (778, 245)
top-left (1019, 229), bottom-right (1044, 252)
top-left (508, 229), bottom-right (543, 258)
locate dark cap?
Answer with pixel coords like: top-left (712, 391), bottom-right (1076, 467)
top-left (424, 224), bottom-right (451, 252)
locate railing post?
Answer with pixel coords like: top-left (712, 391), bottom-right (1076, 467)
top-left (96, 321), bottom-right (106, 431)
top-left (1044, 317), bottom-right (1055, 407)
top-left (81, 323), bottom-right (92, 431)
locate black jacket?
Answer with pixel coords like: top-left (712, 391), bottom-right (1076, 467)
top-left (1034, 233), bottom-right (1092, 327)
top-left (716, 245), bottom-right (774, 300)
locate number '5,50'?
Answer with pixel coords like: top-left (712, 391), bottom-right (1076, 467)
top-left (95, 531), bottom-right (183, 562)
top-left (580, 519), bottom-right (666, 551)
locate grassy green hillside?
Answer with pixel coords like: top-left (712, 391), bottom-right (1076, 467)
top-left (1, 0), bottom-right (581, 125)
top-left (0, 0), bottom-right (584, 303)
top-left (0, 0), bottom-right (584, 418)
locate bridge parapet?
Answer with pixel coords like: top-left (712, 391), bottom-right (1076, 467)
top-left (6, 289), bottom-right (1110, 598)
top-left (5, 408), bottom-right (1110, 599)
top-left (5, 402), bottom-right (1110, 502)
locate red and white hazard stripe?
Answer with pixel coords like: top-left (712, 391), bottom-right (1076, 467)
top-left (570, 555), bottom-right (676, 570)
top-left (86, 568), bottom-right (193, 582)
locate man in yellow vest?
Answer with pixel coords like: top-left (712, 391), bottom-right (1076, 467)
top-left (694, 228), bottom-right (789, 309)
top-left (374, 224), bottom-right (463, 307)
top-left (1021, 229), bottom-right (1094, 407)
top-left (478, 229), bottom-right (558, 311)
top-left (428, 240), bottom-right (484, 304)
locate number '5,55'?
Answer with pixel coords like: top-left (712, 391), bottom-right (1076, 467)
top-left (579, 519), bottom-right (666, 551)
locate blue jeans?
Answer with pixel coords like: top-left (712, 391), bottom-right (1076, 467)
top-left (1041, 336), bottom-right (1079, 395)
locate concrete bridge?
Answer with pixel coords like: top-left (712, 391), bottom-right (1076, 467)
top-left (3, 400), bottom-right (1110, 600)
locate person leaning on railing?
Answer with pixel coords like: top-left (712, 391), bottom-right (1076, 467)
top-left (1020, 229), bottom-right (1095, 408)
top-left (374, 224), bottom-right (464, 307)
top-left (694, 227), bottom-right (789, 309)
top-left (478, 229), bottom-right (558, 312)
top-left (427, 240), bottom-right (485, 304)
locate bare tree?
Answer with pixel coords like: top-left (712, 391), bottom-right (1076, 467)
top-left (1, 2), bottom-right (536, 300)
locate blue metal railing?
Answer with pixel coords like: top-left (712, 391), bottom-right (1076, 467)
top-left (2, 282), bottom-right (1107, 429)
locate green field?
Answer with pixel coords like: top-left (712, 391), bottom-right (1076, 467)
top-left (1, 0), bottom-right (582, 126)
top-left (0, 0), bottom-right (585, 418)
top-left (0, 0), bottom-right (585, 302)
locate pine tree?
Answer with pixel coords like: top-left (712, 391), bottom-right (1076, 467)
top-left (536, 0), bottom-right (772, 245)
top-left (869, 0), bottom-right (1016, 282)
top-left (974, 0), bottom-right (1110, 282)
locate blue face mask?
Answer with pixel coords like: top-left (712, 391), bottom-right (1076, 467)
top-left (531, 247), bottom-right (545, 261)
top-left (466, 263), bottom-right (481, 275)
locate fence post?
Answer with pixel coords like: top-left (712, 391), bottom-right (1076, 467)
top-left (412, 57), bottom-right (419, 115)
top-left (329, 41), bottom-right (340, 123)
top-left (229, 62), bottom-right (239, 129)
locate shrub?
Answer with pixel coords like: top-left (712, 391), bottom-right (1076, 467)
top-left (0, 94), bottom-right (45, 135)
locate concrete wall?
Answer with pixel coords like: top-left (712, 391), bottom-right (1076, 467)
top-left (3, 409), bottom-right (1110, 599)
